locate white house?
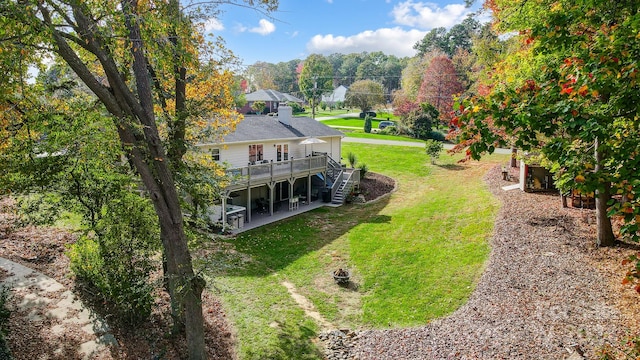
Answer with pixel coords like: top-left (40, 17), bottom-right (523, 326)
top-left (321, 85), bottom-right (348, 105)
top-left (197, 105), bottom-right (358, 228)
top-left (240, 89), bottom-right (305, 114)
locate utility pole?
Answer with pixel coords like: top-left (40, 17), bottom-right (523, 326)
top-left (312, 76), bottom-right (317, 119)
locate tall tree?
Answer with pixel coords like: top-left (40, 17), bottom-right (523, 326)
top-left (414, 27), bottom-right (449, 57)
top-left (417, 56), bottom-right (464, 125)
top-left (345, 80), bottom-right (385, 114)
top-left (246, 61), bottom-right (278, 91)
top-left (0, 0), bottom-right (277, 358)
top-left (338, 53), bottom-right (365, 87)
top-left (454, 0), bottom-right (640, 248)
top-left (299, 54), bottom-right (333, 119)
top-left (414, 17), bottom-right (480, 58)
top-left (400, 50), bottom-right (447, 102)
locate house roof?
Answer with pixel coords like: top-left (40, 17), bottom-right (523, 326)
top-left (245, 89), bottom-right (304, 103)
top-left (206, 115), bottom-right (343, 145)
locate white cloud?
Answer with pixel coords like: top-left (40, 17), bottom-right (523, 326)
top-left (391, 0), bottom-right (471, 29)
top-left (203, 18), bottom-right (224, 32)
top-left (233, 23), bottom-right (248, 33)
top-left (306, 27), bottom-right (426, 58)
top-left (249, 19), bottom-right (276, 35)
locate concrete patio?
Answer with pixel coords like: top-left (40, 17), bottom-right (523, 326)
top-left (230, 199), bottom-right (340, 234)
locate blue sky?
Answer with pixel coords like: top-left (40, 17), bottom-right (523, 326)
top-left (202, 0), bottom-right (487, 67)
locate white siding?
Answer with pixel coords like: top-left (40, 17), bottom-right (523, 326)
top-left (200, 135), bottom-right (342, 168)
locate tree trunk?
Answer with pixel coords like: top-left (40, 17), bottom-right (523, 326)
top-left (156, 208), bottom-right (206, 359)
top-left (594, 138), bottom-right (615, 247)
top-left (40, 1), bottom-right (207, 356)
top-left (595, 181), bottom-right (615, 246)
top-left (123, 2), bottom-right (207, 354)
top-left (510, 147), bottom-right (517, 167)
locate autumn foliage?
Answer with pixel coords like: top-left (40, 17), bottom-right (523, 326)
top-left (417, 56), bottom-right (464, 124)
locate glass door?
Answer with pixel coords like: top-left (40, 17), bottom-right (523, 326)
top-left (276, 144), bottom-right (289, 162)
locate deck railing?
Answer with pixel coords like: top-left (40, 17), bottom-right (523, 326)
top-left (226, 155), bottom-right (328, 189)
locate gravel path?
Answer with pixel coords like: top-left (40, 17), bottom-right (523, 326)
top-left (349, 165), bottom-right (637, 359)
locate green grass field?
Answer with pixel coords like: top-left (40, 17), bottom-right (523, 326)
top-left (297, 108), bottom-right (398, 120)
top-left (199, 143), bottom-right (507, 359)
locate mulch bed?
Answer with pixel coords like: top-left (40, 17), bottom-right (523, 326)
top-left (358, 172), bottom-right (396, 202)
top-left (0, 197), bottom-right (235, 360)
top-left (350, 165), bottom-right (640, 359)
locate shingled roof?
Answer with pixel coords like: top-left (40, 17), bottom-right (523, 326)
top-left (245, 89), bottom-right (304, 103)
top-left (202, 114), bottom-right (343, 146)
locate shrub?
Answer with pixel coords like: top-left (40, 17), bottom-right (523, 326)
top-left (425, 139), bottom-right (444, 165)
top-left (364, 115), bottom-right (372, 133)
top-left (347, 152), bottom-right (357, 168)
top-left (68, 192), bottom-right (159, 324)
top-left (251, 101), bottom-right (266, 114)
top-left (428, 130), bottom-right (447, 142)
top-left (15, 193), bottom-right (60, 226)
top-left (287, 102), bottom-right (305, 113)
top-left (357, 163), bottom-right (369, 179)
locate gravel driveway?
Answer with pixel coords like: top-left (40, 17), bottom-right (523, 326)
top-left (348, 165), bottom-right (636, 359)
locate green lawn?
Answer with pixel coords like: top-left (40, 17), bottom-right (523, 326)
top-left (340, 129), bottom-right (428, 143)
top-left (319, 117), bottom-right (388, 128)
top-left (296, 108), bottom-right (398, 120)
top-left (199, 144), bottom-right (507, 359)
top-left (319, 118), bottom-right (449, 143)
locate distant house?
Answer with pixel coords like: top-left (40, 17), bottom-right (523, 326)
top-left (197, 105), bottom-right (359, 229)
top-left (321, 85), bottom-right (348, 105)
top-left (239, 89), bottom-right (304, 114)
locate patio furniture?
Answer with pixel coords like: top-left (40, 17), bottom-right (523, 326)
top-left (256, 198), bottom-right (268, 213)
top-left (289, 196), bottom-right (299, 211)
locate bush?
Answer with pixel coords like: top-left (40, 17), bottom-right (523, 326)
top-left (425, 139), bottom-right (444, 165)
top-left (428, 130), bottom-right (447, 142)
top-left (347, 152), bottom-right (357, 168)
top-left (287, 102), bottom-right (305, 113)
top-left (15, 193), bottom-right (61, 226)
top-left (68, 192), bottom-right (159, 324)
top-left (364, 116), bottom-right (372, 133)
top-left (357, 163), bottom-right (369, 179)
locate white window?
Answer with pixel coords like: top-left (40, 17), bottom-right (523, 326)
top-left (276, 144), bottom-right (289, 162)
top-left (249, 144), bottom-right (264, 163)
top-left (211, 148), bottom-right (220, 161)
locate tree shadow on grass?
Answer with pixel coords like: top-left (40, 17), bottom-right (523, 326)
top-left (275, 323), bottom-right (323, 360)
top-left (207, 196), bottom-right (392, 278)
top-left (437, 163), bottom-right (467, 171)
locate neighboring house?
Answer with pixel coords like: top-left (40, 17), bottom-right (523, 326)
top-left (198, 105), bottom-right (359, 228)
top-left (239, 89), bottom-right (305, 114)
top-left (321, 85), bottom-right (348, 105)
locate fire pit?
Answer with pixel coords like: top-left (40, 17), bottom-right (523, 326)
top-left (333, 268), bottom-right (350, 284)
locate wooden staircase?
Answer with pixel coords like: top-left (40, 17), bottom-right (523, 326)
top-left (331, 179), bottom-right (349, 204)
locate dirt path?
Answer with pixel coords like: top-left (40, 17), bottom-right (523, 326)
top-left (281, 281), bottom-right (333, 330)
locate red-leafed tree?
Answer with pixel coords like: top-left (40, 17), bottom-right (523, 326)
top-left (417, 56), bottom-right (464, 125)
